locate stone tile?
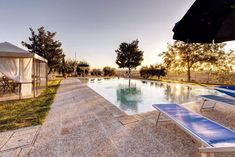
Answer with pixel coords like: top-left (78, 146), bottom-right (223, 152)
top-left (0, 148), bottom-right (21, 157)
top-left (12, 126), bottom-right (39, 137)
top-left (18, 146), bottom-right (32, 157)
top-left (118, 115), bottom-right (139, 125)
top-left (1, 132), bottom-right (36, 151)
top-left (133, 114), bottom-right (144, 121)
top-left (29, 139), bottom-right (60, 157)
top-left (86, 138), bottom-right (118, 157)
top-left (0, 131), bottom-right (13, 149)
top-left (55, 137), bottom-right (87, 157)
top-left (138, 111), bottom-right (159, 119)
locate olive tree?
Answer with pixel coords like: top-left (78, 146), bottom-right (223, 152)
top-left (115, 40), bottom-right (144, 77)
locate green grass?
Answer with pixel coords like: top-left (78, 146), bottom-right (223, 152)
top-left (0, 79), bottom-right (61, 132)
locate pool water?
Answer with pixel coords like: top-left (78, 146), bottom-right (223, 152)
top-left (87, 78), bottom-right (222, 115)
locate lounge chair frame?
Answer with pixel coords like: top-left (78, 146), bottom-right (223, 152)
top-left (200, 95), bottom-right (235, 111)
top-left (153, 104), bottom-right (235, 157)
top-left (200, 99), bottom-right (216, 111)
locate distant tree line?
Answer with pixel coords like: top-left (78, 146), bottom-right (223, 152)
top-left (90, 69), bottom-right (102, 76)
top-left (103, 66), bottom-right (115, 76)
top-left (62, 59), bottom-right (116, 77)
top-left (90, 66), bottom-right (116, 76)
top-left (140, 64), bottom-right (166, 80)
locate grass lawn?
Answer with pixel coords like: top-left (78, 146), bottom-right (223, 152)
top-left (0, 79), bottom-right (61, 132)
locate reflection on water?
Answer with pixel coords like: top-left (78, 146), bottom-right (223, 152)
top-left (116, 81), bottom-right (142, 112)
top-left (164, 84), bottom-right (193, 104)
top-left (79, 77), bottom-right (89, 84)
top-left (87, 78), bottom-right (222, 115)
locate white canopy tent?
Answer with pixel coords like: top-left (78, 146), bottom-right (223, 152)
top-left (0, 42), bottom-right (48, 99)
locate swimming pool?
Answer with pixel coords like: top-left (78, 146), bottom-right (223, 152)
top-left (87, 77), bottom-right (222, 115)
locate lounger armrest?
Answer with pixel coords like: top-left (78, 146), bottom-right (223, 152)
top-left (199, 146), bottom-right (235, 153)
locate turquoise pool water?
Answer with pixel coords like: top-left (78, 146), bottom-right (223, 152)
top-left (87, 78), bottom-right (222, 115)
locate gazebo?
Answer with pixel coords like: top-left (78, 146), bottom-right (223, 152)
top-left (0, 42), bottom-right (48, 99)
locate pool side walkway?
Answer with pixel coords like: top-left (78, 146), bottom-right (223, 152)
top-left (1, 78), bottom-right (235, 157)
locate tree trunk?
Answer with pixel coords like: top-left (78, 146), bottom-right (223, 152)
top-left (49, 67), bottom-right (52, 74)
top-left (128, 67), bottom-right (131, 78)
top-left (187, 66), bottom-right (191, 82)
top-left (186, 52), bottom-right (191, 82)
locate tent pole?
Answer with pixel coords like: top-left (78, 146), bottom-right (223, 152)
top-left (19, 58), bottom-right (22, 99)
top-left (46, 63), bottom-right (48, 90)
top-left (39, 61), bottom-right (41, 93)
top-left (19, 83), bottom-right (21, 100)
top-left (33, 58), bottom-right (36, 98)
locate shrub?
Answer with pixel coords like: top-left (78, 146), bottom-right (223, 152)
top-left (140, 64), bottom-right (166, 80)
top-left (103, 66), bottom-right (115, 76)
top-left (91, 69), bottom-right (102, 76)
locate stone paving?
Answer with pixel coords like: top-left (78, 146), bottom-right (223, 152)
top-left (0, 126), bottom-right (40, 156)
top-left (1, 78), bottom-right (235, 157)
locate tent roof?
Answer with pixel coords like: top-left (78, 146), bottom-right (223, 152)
top-left (0, 42), bottom-right (47, 62)
top-left (0, 42), bottom-right (29, 53)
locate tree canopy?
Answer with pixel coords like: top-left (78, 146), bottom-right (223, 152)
top-left (140, 64), bottom-right (166, 79)
top-left (115, 40), bottom-right (144, 77)
top-left (63, 59), bottom-right (78, 75)
top-left (22, 26), bottom-right (64, 73)
top-left (160, 41), bottom-right (234, 82)
top-left (103, 66), bottom-right (115, 76)
top-left (77, 61), bottom-right (90, 76)
top-left (90, 69), bottom-right (102, 76)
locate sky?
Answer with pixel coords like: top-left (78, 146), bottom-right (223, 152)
top-left (1, 0), bottom-right (235, 69)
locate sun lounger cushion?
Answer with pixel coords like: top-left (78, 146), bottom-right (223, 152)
top-left (215, 86), bottom-right (235, 98)
top-left (218, 86), bottom-right (235, 91)
top-left (200, 95), bottom-right (235, 107)
top-left (152, 104), bottom-right (235, 147)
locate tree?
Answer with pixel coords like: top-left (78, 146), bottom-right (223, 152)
top-left (63, 59), bottom-right (78, 75)
top-left (103, 66), bottom-right (115, 76)
top-left (77, 61), bottom-right (90, 76)
top-left (160, 41), bottom-right (229, 82)
top-left (115, 40), bottom-right (144, 77)
top-left (152, 64), bottom-right (167, 80)
top-left (76, 66), bottom-right (83, 76)
top-left (139, 66), bottom-right (150, 79)
top-left (198, 50), bottom-right (235, 83)
top-left (91, 69), bottom-right (102, 76)
top-left (22, 26), bottom-right (64, 73)
top-left (140, 64), bottom-right (166, 80)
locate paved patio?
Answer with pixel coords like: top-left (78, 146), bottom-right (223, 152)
top-left (1, 78), bottom-right (235, 157)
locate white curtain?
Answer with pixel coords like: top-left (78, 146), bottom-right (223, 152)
top-left (0, 57), bottom-right (33, 97)
top-left (0, 58), bottom-right (20, 81)
top-left (0, 72), bottom-right (3, 77)
top-left (20, 58), bottom-right (33, 97)
top-left (39, 62), bottom-right (47, 87)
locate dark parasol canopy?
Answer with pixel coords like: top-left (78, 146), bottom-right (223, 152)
top-left (173, 0), bottom-right (235, 43)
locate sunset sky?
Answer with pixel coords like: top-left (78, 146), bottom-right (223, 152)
top-left (1, 0), bottom-right (235, 68)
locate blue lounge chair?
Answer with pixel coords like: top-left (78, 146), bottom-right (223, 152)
top-left (215, 86), bottom-right (235, 98)
top-left (200, 95), bottom-right (235, 111)
top-left (152, 104), bottom-right (235, 157)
